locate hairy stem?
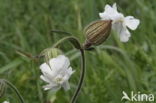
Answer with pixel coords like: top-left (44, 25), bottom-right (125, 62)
top-left (4, 80), bottom-right (25, 103)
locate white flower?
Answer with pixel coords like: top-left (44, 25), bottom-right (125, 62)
top-left (99, 3), bottom-right (140, 42)
top-left (3, 101), bottom-right (9, 103)
top-left (40, 55), bottom-right (75, 91)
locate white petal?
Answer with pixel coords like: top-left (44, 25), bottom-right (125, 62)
top-left (99, 4), bottom-right (116, 20)
top-left (99, 4), bottom-right (124, 21)
top-left (62, 67), bottom-right (75, 81)
top-left (49, 57), bottom-right (61, 70)
top-left (42, 72), bottom-right (57, 83)
top-left (40, 62), bottom-right (52, 74)
top-left (120, 26), bottom-right (131, 42)
top-left (62, 81), bottom-right (70, 91)
top-left (112, 22), bottom-right (131, 42)
top-left (49, 55), bottom-right (70, 71)
top-left (105, 4), bottom-right (112, 10)
top-left (40, 62), bottom-right (57, 79)
top-left (3, 101), bottom-right (9, 103)
top-left (99, 12), bottom-right (111, 20)
top-left (59, 55), bottom-right (70, 69)
top-left (43, 83), bottom-right (60, 91)
top-left (67, 67), bottom-right (75, 75)
top-left (112, 22), bottom-right (123, 34)
top-left (112, 3), bottom-right (117, 10)
top-left (124, 16), bottom-right (140, 30)
top-left (40, 75), bottom-right (50, 83)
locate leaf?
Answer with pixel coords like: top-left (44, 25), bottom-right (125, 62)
top-left (0, 59), bottom-right (23, 73)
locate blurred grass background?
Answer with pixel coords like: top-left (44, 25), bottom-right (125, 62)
top-left (0, 0), bottom-right (156, 103)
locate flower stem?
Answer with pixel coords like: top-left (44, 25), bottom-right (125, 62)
top-left (52, 30), bottom-right (86, 103)
top-left (70, 48), bottom-right (85, 103)
top-left (4, 80), bottom-right (25, 103)
top-left (52, 36), bottom-right (81, 49)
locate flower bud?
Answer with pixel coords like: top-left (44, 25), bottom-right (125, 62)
top-left (40, 48), bottom-right (62, 62)
top-left (0, 79), bottom-right (6, 98)
top-left (83, 20), bottom-right (112, 49)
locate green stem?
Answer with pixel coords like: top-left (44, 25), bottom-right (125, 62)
top-left (52, 31), bottom-right (86, 103)
top-left (4, 80), bottom-right (25, 103)
top-left (70, 48), bottom-right (85, 103)
top-left (52, 36), bottom-right (81, 49)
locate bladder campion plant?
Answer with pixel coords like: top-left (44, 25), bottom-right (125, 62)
top-left (0, 3), bottom-right (140, 103)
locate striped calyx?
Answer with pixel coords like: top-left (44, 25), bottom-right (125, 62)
top-left (83, 20), bottom-right (112, 49)
top-left (40, 48), bottom-right (62, 63)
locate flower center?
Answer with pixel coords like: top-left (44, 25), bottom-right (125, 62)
top-left (55, 77), bottom-right (63, 84)
top-left (114, 18), bottom-right (124, 24)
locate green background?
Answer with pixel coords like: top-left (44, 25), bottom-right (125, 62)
top-left (0, 0), bottom-right (156, 103)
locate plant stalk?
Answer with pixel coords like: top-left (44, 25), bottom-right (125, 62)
top-left (4, 80), bottom-right (25, 103)
top-left (52, 30), bottom-right (86, 103)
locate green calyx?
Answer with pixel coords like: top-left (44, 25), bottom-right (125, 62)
top-left (40, 48), bottom-right (62, 62)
